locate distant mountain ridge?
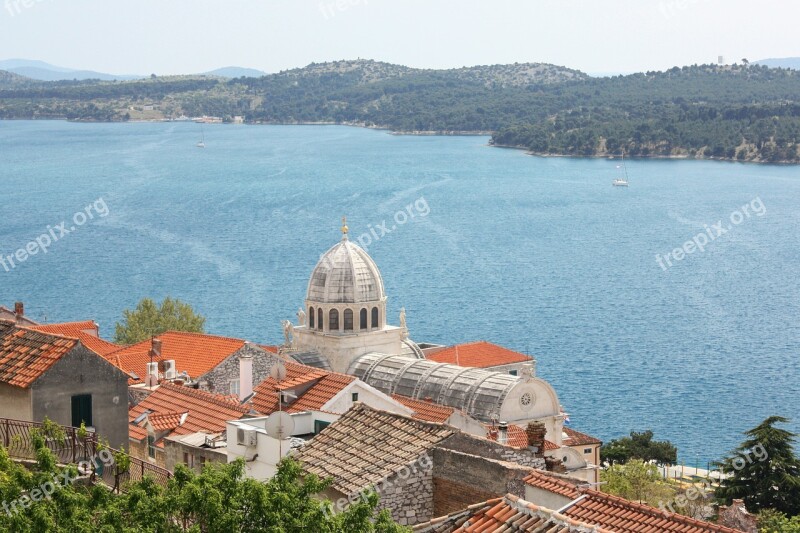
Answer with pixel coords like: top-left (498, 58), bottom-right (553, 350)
top-left (0, 59), bottom-right (143, 81)
top-left (0, 58), bottom-right (798, 163)
top-left (204, 66), bottom-right (268, 78)
top-left (755, 57), bottom-right (800, 70)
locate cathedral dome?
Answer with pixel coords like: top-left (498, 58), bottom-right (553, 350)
top-left (306, 236), bottom-right (385, 304)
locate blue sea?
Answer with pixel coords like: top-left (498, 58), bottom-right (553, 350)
top-left (1, 120), bottom-right (798, 465)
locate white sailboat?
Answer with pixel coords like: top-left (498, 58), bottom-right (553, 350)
top-left (196, 124), bottom-right (205, 148)
top-left (612, 151), bottom-right (629, 187)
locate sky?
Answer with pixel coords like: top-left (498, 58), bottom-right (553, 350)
top-left (0, 0), bottom-right (797, 75)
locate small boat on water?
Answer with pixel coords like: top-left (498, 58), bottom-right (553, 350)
top-left (612, 151), bottom-right (629, 187)
top-left (196, 124), bottom-right (205, 148)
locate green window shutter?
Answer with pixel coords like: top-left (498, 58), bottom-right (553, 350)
top-left (71, 395), bottom-right (92, 427)
top-left (314, 420), bottom-right (331, 435)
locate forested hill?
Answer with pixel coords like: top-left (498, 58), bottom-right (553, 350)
top-left (0, 59), bottom-right (798, 162)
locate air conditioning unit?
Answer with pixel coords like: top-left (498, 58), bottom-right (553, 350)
top-left (146, 362), bottom-right (159, 378)
top-left (163, 360), bottom-right (177, 380)
top-left (236, 428), bottom-right (257, 447)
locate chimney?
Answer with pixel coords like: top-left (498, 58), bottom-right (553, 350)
top-left (498, 421), bottom-right (508, 445)
top-left (150, 337), bottom-right (162, 358)
top-left (239, 349), bottom-right (253, 401)
top-left (525, 421), bottom-right (547, 458)
top-left (14, 302), bottom-right (23, 318)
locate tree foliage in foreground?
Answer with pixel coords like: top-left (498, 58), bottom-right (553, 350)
top-left (758, 509), bottom-right (800, 532)
top-left (114, 297), bottom-right (206, 344)
top-left (600, 459), bottom-right (676, 506)
top-left (600, 430), bottom-right (678, 466)
top-left (715, 416), bottom-right (800, 517)
top-left (0, 435), bottom-right (408, 532)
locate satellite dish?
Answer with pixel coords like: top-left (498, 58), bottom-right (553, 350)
top-left (265, 411), bottom-right (294, 440)
top-left (270, 362), bottom-right (287, 382)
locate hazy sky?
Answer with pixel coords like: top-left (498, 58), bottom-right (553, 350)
top-left (0, 0), bottom-right (797, 75)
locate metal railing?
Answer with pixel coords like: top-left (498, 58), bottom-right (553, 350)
top-left (0, 417), bottom-right (172, 493)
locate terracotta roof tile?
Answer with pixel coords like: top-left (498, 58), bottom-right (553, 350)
top-left (251, 361), bottom-right (354, 415)
top-left (0, 320), bottom-right (78, 388)
top-left (485, 424), bottom-right (531, 448)
top-left (565, 489), bottom-right (743, 533)
top-left (393, 394), bottom-right (454, 423)
top-left (295, 404), bottom-right (455, 496)
top-left (524, 470), bottom-right (744, 532)
top-left (129, 425), bottom-right (148, 441)
top-left (523, 470), bottom-right (581, 499)
top-left (32, 321), bottom-right (121, 357)
top-left (426, 341), bottom-right (531, 368)
top-left (129, 383), bottom-right (249, 440)
top-left (148, 411), bottom-right (188, 431)
top-left (563, 427), bottom-right (602, 446)
top-left (107, 331), bottom-right (246, 381)
top-left (412, 493), bottom-right (609, 532)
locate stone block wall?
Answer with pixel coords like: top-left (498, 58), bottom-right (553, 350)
top-left (437, 432), bottom-right (546, 469)
top-left (431, 447), bottom-right (534, 517)
top-left (376, 455), bottom-right (434, 526)
top-left (199, 345), bottom-right (279, 395)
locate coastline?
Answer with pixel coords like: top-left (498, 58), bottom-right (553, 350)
top-left (2, 117), bottom-right (795, 164)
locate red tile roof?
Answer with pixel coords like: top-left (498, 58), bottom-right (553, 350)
top-left (544, 440), bottom-right (559, 451)
top-left (129, 383), bottom-right (249, 441)
top-left (108, 331), bottom-right (246, 381)
top-left (523, 470), bottom-right (743, 532)
top-left (426, 341), bottom-right (531, 368)
top-left (523, 470), bottom-right (581, 499)
top-left (413, 493), bottom-right (609, 533)
top-left (251, 361), bottom-right (355, 415)
top-left (148, 411), bottom-right (187, 431)
top-left (32, 321), bottom-right (121, 357)
top-left (393, 394), bottom-right (454, 423)
top-left (563, 427), bottom-right (602, 446)
top-left (0, 321), bottom-right (78, 388)
top-left (567, 489), bottom-right (742, 533)
top-left (484, 424), bottom-right (530, 448)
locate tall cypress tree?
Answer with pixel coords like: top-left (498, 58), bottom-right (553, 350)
top-left (715, 416), bottom-right (800, 516)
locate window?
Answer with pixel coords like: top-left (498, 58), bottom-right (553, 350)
top-left (184, 452), bottom-right (194, 468)
top-left (147, 435), bottom-right (156, 459)
top-left (352, 393), bottom-right (359, 402)
top-left (329, 309), bottom-right (339, 330)
top-left (343, 309), bottom-right (354, 330)
top-left (371, 307), bottom-right (379, 328)
top-left (71, 394), bottom-right (92, 428)
top-left (317, 309), bottom-right (323, 330)
top-left (309, 307), bottom-right (315, 329)
top-left (584, 448), bottom-right (593, 454)
top-left (360, 308), bottom-right (368, 330)
top-left (509, 370), bottom-right (518, 376)
top-left (314, 420), bottom-right (331, 434)
top-left (229, 380), bottom-right (240, 397)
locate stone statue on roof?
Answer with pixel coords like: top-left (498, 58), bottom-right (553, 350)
top-left (282, 320), bottom-right (295, 349)
top-left (297, 308), bottom-right (306, 327)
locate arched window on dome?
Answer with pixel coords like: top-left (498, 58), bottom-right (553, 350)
top-left (309, 307), bottom-right (315, 329)
top-left (329, 309), bottom-right (339, 331)
top-left (317, 309), bottom-right (323, 331)
top-left (344, 309), bottom-right (353, 331)
top-left (371, 307), bottom-right (379, 329)
top-left (360, 309), bottom-right (367, 330)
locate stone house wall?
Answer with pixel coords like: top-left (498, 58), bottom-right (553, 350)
top-left (437, 431), bottom-right (546, 469)
top-left (199, 344), bottom-right (279, 395)
top-left (376, 454), bottom-right (434, 526)
top-left (431, 447), bottom-right (534, 517)
top-left (164, 439), bottom-right (227, 473)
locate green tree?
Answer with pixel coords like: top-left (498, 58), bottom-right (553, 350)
top-left (601, 430), bottom-right (678, 466)
top-left (601, 459), bottom-right (676, 505)
top-left (758, 509), bottom-right (800, 532)
top-left (715, 416), bottom-right (800, 516)
top-left (114, 297), bottom-right (206, 344)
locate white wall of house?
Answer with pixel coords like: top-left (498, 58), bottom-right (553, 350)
top-left (322, 381), bottom-right (413, 416)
